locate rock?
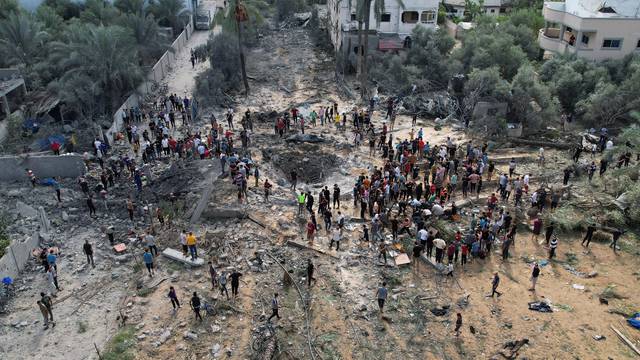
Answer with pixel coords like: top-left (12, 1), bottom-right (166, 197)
top-left (7, 189), bottom-right (21, 197)
top-left (63, 124), bottom-right (74, 134)
top-left (210, 325), bottom-right (221, 333)
top-left (135, 322), bottom-right (146, 330)
top-left (211, 343), bottom-right (221, 356)
top-left (586, 271), bottom-right (598, 278)
top-left (183, 331), bottom-right (198, 341)
top-left (156, 329), bottom-right (171, 345)
top-left (136, 334), bottom-right (146, 340)
top-left (17, 201), bottom-right (38, 218)
top-left (61, 212), bottom-right (69, 221)
top-left (358, 303), bottom-right (367, 312)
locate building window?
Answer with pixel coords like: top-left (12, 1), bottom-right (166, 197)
top-left (581, 35), bottom-right (589, 45)
top-left (602, 39), bottom-right (622, 49)
top-left (402, 11), bottom-right (419, 23)
top-left (637, 39), bottom-right (640, 48)
top-left (350, 13), bottom-right (356, 21)
top-left (499, 7), bottom-right (506, 13)
top-left (420, 10), bottom-right (435, 23)
top-left (490, 9), bottom-right (495, 13)
top-left (381, 13), bottom-right (391, 22)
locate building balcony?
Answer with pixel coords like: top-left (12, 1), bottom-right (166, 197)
top-left (538, 28), bottom-right (595, 55)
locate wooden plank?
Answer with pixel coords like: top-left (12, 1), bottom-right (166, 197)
top-left (161, 248), bottom-right (205, 266)
top-left (611, 325), bottom-right (640, 356)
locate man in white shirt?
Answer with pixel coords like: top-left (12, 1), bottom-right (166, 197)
top-left (330, 228), bottom-right (342, 251)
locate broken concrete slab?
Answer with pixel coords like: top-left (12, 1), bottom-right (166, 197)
top-left (16, 201), bottom-right (38, 218)
top-left (286, 240), bottom-right (339, 258)
top-left (162, 248), bottom-right (205, 266)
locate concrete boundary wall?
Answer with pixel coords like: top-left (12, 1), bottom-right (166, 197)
top-left (0, 154), bottom-right (86, 181)
top-left (0, 232), bottom-right (40, 280)
top-left (107, 20), bottom-right (195, 142)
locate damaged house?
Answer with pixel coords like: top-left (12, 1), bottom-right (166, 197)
top-left (327, 0), bottom-right (440, 57)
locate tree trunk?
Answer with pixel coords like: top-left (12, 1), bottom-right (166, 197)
top-left (235, 1), bottom-right (250, 94)
top-left (357, 19), bottom-right (363, 75)
top-left (361, 0), bottom-right (371, 100)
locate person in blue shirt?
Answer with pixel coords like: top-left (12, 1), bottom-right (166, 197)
top-left (143, 249), bottom-right (154, 277)
top-left (46, 250), bottom-right (57, 272)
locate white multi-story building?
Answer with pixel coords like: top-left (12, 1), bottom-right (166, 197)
top-left (538, 0), bottom-right (640, 61)
top-left (327, 0), bottom-right (440, 56)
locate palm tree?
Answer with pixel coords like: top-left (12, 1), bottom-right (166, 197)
top-left (0, 12), bottom-right (48, 68)
top-left (149, 0), bottom-right (190, 36)
top-left (118, 12), bottom-right (171, 64)
top-left (358, 0), bottom-right (404, 99)
top-left (114, 0), bottom-right (146, 15)
top-left (50, 24), bottom-right (144, 117)
top-left (79, 0), bottom-right (120, 25)
top-left (214, 0), bottom-right (267, 94)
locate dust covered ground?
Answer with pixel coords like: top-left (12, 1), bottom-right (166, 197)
top-left (0, 15), bottom-right (639, 360)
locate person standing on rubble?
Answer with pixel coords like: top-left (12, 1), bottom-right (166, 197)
top-left (145, 231), bottom-right (158, 256)
top-left (230, 269), bottom-right (243, 298)
top-left (190, 292), bottom-right (203, 321)
top-left (330, 227), bottom-right (341, 251)
top-left (219, 271), bottom-right (230, 300)
top-left (168, 286), bottom-right (180, 310)
top-left (529, 262), bottom-right (540, 291)
top-left (37, 300), bottom-right (54, 329)
top-left (208, 261), bottom-right (217, 290)
top-left (86, 195), bottom-right (97, 217)
top-left (40, 292), bottom-right (54, 322)
top-left (268, 293), bottom-right (281, 322)
top-left (306, 259), bottom-right (315, 287)
top-left (143, 248), bottom-right (154, 277)
top-left (376, 282), bottom-right (388, 314)
top-left (82, 240), bottom-right (95, 268)
top-left (186, 232), bottom-right (198, 260)
top-left (297, 192), bottom-right (306, 216)
top-left (489, 272), bottom-right (502, 297)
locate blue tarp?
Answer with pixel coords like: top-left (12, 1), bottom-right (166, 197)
top-left (37, 134), bottom-right (66, 151)
top-left (628, 313), bottom-right (640, 330)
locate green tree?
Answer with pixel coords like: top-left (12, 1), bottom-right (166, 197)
top-left (463, 0), bottom-right (484, 21)
top-left (35, 5), bottom-right (65, 36)
top-left (0, 0), bottom-right (20, 20)
top-left (118, 13), bottom-right (171, 63)
top-left (403, 26), bottom-right (455, 88)
top-left (114, 0), bottom-right (146, 15)
top-left (508, 8), bottom-right (543, 34)
top-left (0, 12), bottom-right (48, 85)
top-left (43, 0), bottom-right (82, 20)
top-left (195, 32), bottom-right (241, 105)
top-left (80, 0), bottom-right (119, 25)
top-left (49, 24), bottom-right (143, 117)
top-left (359, 0), bottom-right (405, 98)
top-left (149, 0), bottom-right (190, 35)
top-left (510, 64), bottom-right (558, 131)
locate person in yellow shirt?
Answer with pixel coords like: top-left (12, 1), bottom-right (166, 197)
top-left (186, 232), bottom-right (198, 260)
top-left (334, 113), bottom-right (340, 128)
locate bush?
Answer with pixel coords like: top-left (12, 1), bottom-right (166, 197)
top-left (102, 326), bottom-right (135, 360)
top-left (195, 32), bottom-right (242, 106)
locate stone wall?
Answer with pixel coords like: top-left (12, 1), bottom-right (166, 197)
top-left (0, 232), bottom-right (40, 280)
top-left (0, 154), bottom-right (86, 182)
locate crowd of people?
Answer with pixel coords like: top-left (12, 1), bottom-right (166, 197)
top-left (25, 86), bottom-right (634, 338)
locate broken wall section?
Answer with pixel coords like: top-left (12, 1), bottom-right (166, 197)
top-left (0, 154), bottom-right (86, 182)
top-left (0, 231), bottom-right (39, 280)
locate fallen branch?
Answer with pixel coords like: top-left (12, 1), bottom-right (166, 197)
top-left (611, 325), bottom-right (640, 356)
